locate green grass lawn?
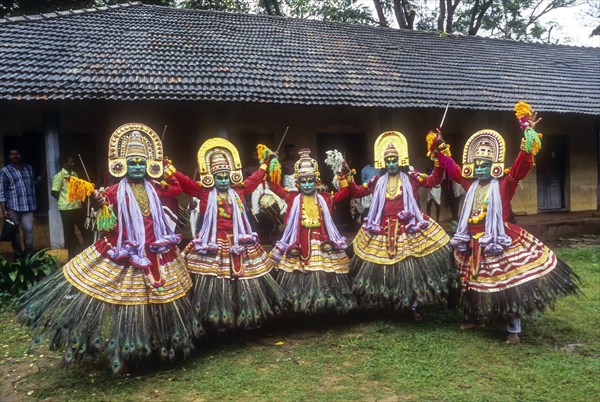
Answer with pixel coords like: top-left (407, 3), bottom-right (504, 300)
top-left (1, 245), bottom-right (598, 401)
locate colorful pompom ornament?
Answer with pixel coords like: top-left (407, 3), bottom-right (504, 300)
top-left (256, 144), bottom-right (282, 184)
top-left (514, 101), bottom-right (534, 120)
top-left (67, 177), bottom-right (95, 203)
top-left (96, 204), bottom-right (117, 231)
top-left (426, 130), bottom-right (437, 159)
top-left (523, 128), bottom-right (543, 156)
top-left (515, 101), bottom-right (542, 156)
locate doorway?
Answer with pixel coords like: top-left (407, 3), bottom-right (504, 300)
top-left (536, 135), bottom-right (567, 211)
top-left (316, 132), bottom-right (367, 229)
top-left (3, 133), bottom-right (48, 219)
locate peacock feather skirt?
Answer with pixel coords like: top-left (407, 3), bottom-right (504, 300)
top-left (270, 228), bottom-right (355, 315)
top-left (350, 216), bottom-right (457, 309)
top-left (183, 232), bottom-right (288, 331)
top-left (18, 238), bottom-right (200, 376)
top-left (456, 223), bottom-right (580, 320)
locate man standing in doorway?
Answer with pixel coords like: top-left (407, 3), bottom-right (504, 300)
top-left (0, 148), bottom-right (37, 258)
top-left (51, 156), bottom-right (90, 258)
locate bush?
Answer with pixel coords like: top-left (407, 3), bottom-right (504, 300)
top-left (0, 249), bottom-right (58, 298)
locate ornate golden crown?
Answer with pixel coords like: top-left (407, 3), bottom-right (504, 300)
top-left (294, 148), bottom-right (320, 179)
top-left (374, 131), bottom-right (409, 169)
top-left (197, 138), bottom-right (243, 187)
top-left (108, 123), bottom-right (163, 179)
top-left (462, 129), bottom-right (506, 179)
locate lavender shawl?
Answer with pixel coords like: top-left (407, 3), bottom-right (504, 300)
top-left (272, 193), bottom-right (347, 262)
top-left (108, 178), bottom-right (179, 267)
top-left (450, 179), bottom-right (511, 254)
top-left (192, 187), bottom-right (258, 255)
top-left (363, 172), bottom-right (429, 234)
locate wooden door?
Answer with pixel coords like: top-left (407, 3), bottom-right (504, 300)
top-left (536, 135), bottom-right (567, 211)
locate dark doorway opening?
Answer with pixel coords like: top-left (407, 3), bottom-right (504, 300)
top-left (536, 135), bottom-right (567, 211)
top-left (316, 132), bottom-right (367, 229)
top-left (3, 133), bottom-right (48, 220)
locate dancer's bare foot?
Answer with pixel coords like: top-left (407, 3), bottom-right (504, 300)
top-left (505, 333), bottom-right (521, 345)
top-left (459, 322), bottom-right (485, 330)
top-left (412, 310), bottom-right (422, 321)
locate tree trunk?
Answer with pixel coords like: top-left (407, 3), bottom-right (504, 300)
top-left (445, 0), bottom-right (461, 33)
top-left (393, 0), bottom-right (409, 29)
top-left (438, 0), bottom-right (446, 31)
top-left (262, 0), bottom-right (282, 16)
top-left (372, 0), bottom-right (389, 27)
top-left (468, 0), bottom-right (493, 35)
top-left (407, 8), bottom-right (416, 29)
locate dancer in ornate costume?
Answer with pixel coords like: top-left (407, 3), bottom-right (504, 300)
top-left (18, 124), bottom-right (200, 375)
top-left (436, 102), bottom-right (580, 344)
top-left (173, 138), bottom-right (287, 331)
top-left (268, 148), bottom-right (355, 315)
top-left (348, 131), bottom-right (456, 316)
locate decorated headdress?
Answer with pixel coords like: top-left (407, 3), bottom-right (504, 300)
top-left (197, 138), bottom-right (243, 187)
top-left (461, 129), bottom-right (506, 179)
top-left (374, 131), bottom-right (409, 169)
top-left (108, 123), bottom-right (163, 179)
top-left (294, 148), bottom-right (320, 179)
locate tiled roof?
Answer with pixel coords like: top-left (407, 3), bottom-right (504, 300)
top-left (1, 2), bottom-right (599, 114)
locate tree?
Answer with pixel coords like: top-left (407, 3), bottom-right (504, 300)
top-left (585, 0), bottom-right (600, 37)
top-left (376, 0), bottom-right (415, 29)
top-left (184, 0), bottom-right (374, 23)
top-left (376, 0), bottom-right (580, 43)
top-left (467, 0), bottom-right (579, 42)
top-left (276, 0), bottom-right (373, 23)
top-left (436, 0), bottom-right (461, 32)
top-left (1, 0), bottom-right (582, 44)
top-left (372, 0), bottom-right (389, 26)
top-left (260, 0), bottom-right (282, 15)
top-left (181, 0), bottom-right (252, 13)
top-left (1, 0), bottom-right (175, 18)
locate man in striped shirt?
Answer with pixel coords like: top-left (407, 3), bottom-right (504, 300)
top-left (0, 149), bottom-right (37, 258)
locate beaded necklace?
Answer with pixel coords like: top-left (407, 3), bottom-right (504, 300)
top-left (469, 183), bottom-right (489, 224)
top-left (217, 192), bottom-right (243, 219)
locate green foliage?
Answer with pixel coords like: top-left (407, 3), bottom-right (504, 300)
top-left (183, 0), bottom-right (376, 24)
top-left (282, 0), bottom-right (374, 23)
top-left (181, 0), bottom-right (252, 13)
top-left (318, 0), bottom-right (374, 24)
top-left (458, 0), bottom-right (578, 42)
top-left (376, 0), bottom-right (578, 43)
top-left (1, 0), bottom-right (176, 18)
top-left (0, 249), bottom-right (58, 296)
top-left (1, 0), bottom-right (580, 43)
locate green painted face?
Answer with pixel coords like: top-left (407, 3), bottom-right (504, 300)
top-left (213, 171), bottom-right (231, 192)
top-left (384, 156), bottom-right (400, 176)
top-left (126, 157), bottom-right (147, 180)
top-left (474, 159), bottom-right (492, 182)
top-left (299, 176), bottom-right (317, 195)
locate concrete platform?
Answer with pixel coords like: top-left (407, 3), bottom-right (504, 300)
top-left (502, 210), bottom-right (600, 244)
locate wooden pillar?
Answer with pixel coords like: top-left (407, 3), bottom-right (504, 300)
top-left (43, 109), bottom-right (64, 248)
top-left (596, 118), bottom-right (600, 210)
